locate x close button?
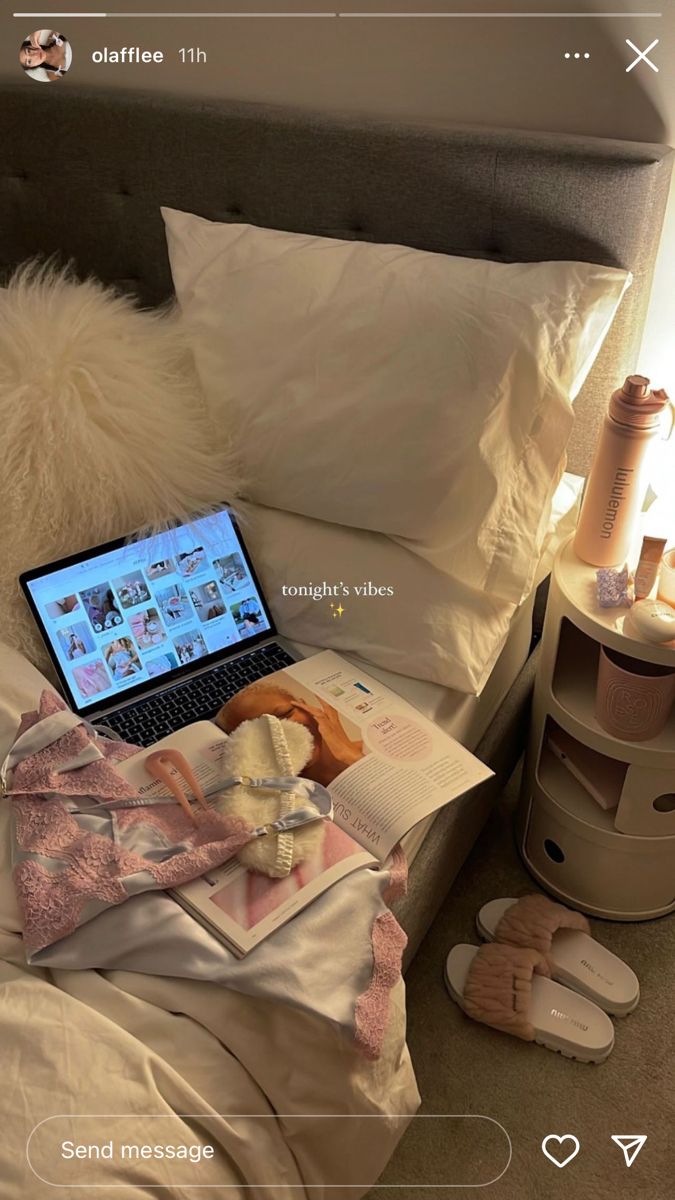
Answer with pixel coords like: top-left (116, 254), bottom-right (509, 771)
top-left (625, 38), bottom-right (659, 73)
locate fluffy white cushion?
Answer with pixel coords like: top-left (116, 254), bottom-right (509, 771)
top-left (0, 265), bottom-right (237, 675)
top-left (238, 473), bottom-right (582, 695)
top-left (163, 208), bottom-right (629, 606)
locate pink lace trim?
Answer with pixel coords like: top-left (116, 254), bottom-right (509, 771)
top-left (11, 688), bottom-right (408, 1059)
top-left (103, 740), bottom-right (139, 765)
top-left (114, 803), bottom-right (220, 844)
top-left (10, 691), bottom-right (253, 953)
top-left (14, 798), bottom-right (252, 954)
top-left (11, 691), bottom-right (137, 800)
top-left (383, 843), bottom-right (408, 904)
top-left (15, 687), bottom-right (65, 736)
top-left (354, 911), bottom-right (408, 1061)
top-left (353, 843), bottom-right (409, 1060)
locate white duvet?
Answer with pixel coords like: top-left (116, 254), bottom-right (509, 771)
top-left (0, 645), bottom-right (419, 1198)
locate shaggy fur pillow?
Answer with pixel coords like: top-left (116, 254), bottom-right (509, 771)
top-left (0, 264), bottom-right (238, 676)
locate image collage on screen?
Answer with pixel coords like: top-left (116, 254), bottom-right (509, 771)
top-left (27, 513), bottom-right (271, 709)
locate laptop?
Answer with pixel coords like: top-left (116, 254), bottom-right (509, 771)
top-left (20, 506), bottom-right (297, 747)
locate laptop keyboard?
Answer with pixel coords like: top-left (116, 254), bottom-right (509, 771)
top-left (98, 642), bottom-right (296, 747)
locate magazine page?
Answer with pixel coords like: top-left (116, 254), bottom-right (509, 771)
top-left (220, 650), bottom-right (493, 861)
top-left (117, 720), bottom-right (375, 955)
top-left (174, 825), bottom-right (375, 956)
top-left (115, 721), bottom-right (229, 799)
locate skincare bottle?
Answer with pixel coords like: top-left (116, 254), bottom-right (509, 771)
top-left (574, 376), bottom-right (671, 567)
top-left (634, 535), bottom-right (667, 599)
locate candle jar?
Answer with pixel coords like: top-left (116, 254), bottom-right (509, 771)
top-left (657, 547), bottom-right (675, 608)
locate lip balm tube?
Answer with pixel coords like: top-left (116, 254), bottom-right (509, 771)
top-left (634, 535), bottom-right (667, 599)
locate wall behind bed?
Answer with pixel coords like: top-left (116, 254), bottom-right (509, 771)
top-left (1, 6), bottom-right (674, 475)
top-left (1, 3), bottom-right (673, 383)
top-left (1, 82), bottom-right (671, 483)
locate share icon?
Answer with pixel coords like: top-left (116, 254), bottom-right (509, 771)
top-left (610, 1135), bottom-right (647, 1168)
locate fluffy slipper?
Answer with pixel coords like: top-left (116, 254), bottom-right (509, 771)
top-left (476, 895), bottom-right (639, 1016)
top-left (445, 942), bottom-right (615, 1063)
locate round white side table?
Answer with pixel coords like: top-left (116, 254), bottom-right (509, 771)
top-left (517, 534), bottom-right (675, 920)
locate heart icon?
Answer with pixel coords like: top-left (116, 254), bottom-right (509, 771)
top-left (541, 1134), bottom-right (581, 1168)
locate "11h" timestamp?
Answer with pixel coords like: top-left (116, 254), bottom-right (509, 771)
top-left (179, 48), bottom-right (207, 64)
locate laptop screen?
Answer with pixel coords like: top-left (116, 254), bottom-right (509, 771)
top-left (21, 508), bottom-right (274, 718)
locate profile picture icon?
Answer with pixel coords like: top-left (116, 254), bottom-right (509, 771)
top-left (19, 29), bottom-right (71, 82)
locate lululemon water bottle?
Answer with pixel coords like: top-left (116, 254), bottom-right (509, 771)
top-left (574, 375), bottom-right (670, 567)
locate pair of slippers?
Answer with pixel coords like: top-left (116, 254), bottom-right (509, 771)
top-left (445, 894), bottom-right (639, 1063)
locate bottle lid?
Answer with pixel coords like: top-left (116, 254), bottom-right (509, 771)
top-left (610, 376), bottom-right (670, 430)
top-left (623, 375), bottom-right (650, 398)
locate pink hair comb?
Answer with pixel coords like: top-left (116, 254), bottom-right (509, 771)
top-left (144, 749), bottom-right (210, 824)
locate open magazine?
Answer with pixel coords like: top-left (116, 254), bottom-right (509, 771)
top-left (117, 650), bottom-right (493, 955)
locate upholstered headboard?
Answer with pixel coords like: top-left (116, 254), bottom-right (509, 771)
top-left (1, 82), bottom-right (672, 474)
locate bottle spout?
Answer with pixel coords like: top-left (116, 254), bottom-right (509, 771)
top-left (622, 374), bottom-right (651, 399)
top-left (611, 375), bottom-right (669, 426)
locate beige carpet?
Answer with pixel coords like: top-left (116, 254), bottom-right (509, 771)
top-left (370, 780), bottom-right (675, 1200)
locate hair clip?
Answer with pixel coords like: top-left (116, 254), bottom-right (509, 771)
top-left (144, 749), bottom-right (209, 824)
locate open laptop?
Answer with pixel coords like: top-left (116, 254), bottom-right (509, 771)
top-left (20, 506), bottom-right (297, 746)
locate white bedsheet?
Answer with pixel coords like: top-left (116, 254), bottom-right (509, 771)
top-left (0, 645), bottom-right (419, 1199)
top-left (0, 475), bottom-right (580, 1194)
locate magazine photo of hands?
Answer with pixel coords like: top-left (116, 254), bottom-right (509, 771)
top-left (217, 677), bottom-right (365, 787)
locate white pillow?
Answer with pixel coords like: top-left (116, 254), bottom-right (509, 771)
top-left (0, 265), bottom-right (238, 676)
top-left (237, 473), bottom-right (583, 695)
top-left (163, 208), bottom-right (629, 606)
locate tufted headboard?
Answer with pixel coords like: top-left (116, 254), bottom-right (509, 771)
top-left (1, 82), bottom-right (672, 474)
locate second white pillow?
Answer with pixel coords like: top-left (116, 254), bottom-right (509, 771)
top-left (163, 208), bottom-right (629, 605)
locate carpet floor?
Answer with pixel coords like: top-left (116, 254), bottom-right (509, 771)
top-left (370, 781), bottom-right (675, 1200)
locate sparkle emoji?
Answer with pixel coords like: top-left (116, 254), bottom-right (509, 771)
top-left (330, 602), bottom-right (345, 619)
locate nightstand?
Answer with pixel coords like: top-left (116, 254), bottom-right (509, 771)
top-left (517, 534), bottom-right (675, 920)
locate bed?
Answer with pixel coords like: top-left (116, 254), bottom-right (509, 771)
top-left (0, 82), bottom-right (673, 1197)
